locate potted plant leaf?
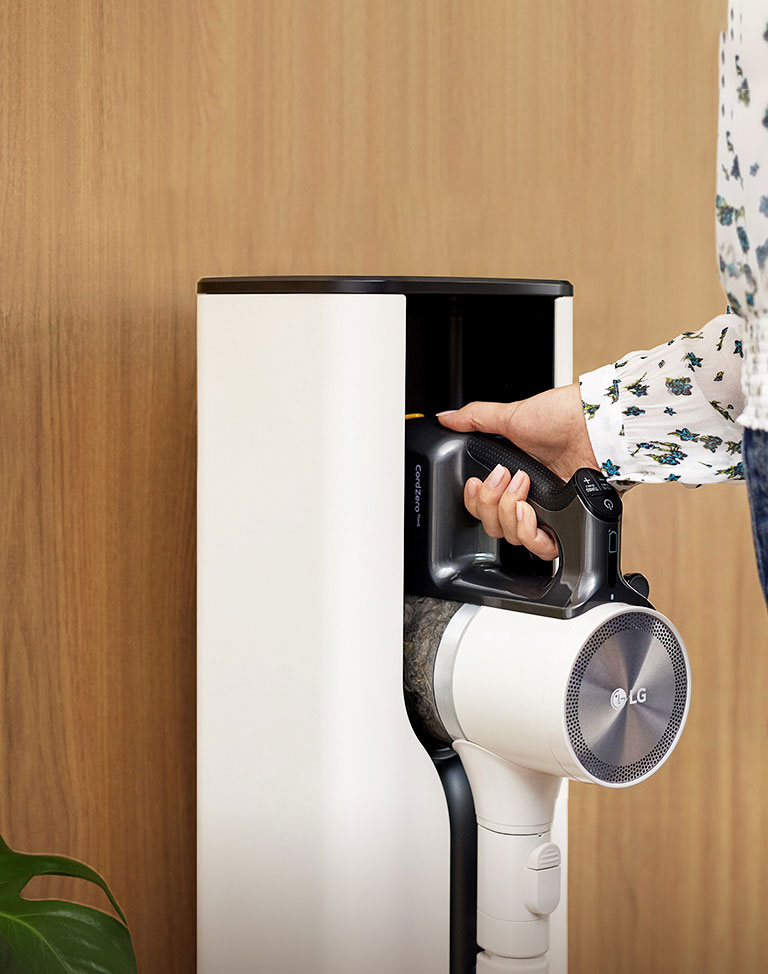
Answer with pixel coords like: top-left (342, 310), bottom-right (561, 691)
top-left (0, 834), bottom-right (136, 973)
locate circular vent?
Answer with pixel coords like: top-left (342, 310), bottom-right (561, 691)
top-left (565, 612), bottom-right (688, 784)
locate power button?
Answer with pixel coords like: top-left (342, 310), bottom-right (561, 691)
top-left (574, 469), bottom-right (622, 520)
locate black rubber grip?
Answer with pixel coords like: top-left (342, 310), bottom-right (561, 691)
top-left (466, 433), bottom-right (577, 512)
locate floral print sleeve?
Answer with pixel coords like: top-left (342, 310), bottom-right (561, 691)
top-left (579, 312), bottom-right (746, 486)
top-left (716, 0), bottom-right (768, 430)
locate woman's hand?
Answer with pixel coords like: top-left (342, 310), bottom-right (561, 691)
top-left (437, 382), bottom-right (599, 561)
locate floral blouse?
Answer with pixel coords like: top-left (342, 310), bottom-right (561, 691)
top-left (580, 0), bottom-right (768, 486)
top-left (579, 313), bottom-right (745, 486)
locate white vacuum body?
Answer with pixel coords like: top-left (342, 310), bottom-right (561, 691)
top-left (407, 599), bottom-right (690, 974)
top-left (440, 601), bottom-right (690, 790)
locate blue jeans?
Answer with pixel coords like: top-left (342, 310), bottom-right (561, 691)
top-left (744, 427), bottom-right (768, 608)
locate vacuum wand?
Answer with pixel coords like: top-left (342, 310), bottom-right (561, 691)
top-left (454, 740), bottom-right (562, 974)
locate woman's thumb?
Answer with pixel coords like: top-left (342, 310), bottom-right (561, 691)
top-left (436, 401), bottom-right (515, 435)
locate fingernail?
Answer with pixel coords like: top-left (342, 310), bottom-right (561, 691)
top-left (487, 464), bottom-right (506, 488)
top-left (466, 479), bottom-right (480, 498)
top-left (508, 469), bottom-right (525, 493)
top-left (516, 500), bottom-right (524, 522)
top-left (436, 410), bottom-right (457, 417)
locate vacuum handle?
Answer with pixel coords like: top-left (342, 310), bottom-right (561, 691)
top-left (404, 416), bottom-right (646, 615)
top-left (465, 429), bottom-right (626, 590)
top-left (465, 434), bottom-right (577, 512)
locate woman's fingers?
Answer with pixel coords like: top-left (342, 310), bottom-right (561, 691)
top-left (466, 464), bottom-right (511, 537)
top-left (514, 499), bottom-right (559, 560)
top-left (497, 469), bottom-right (528, 544)
top-left (466, 467), bottom-right (559, 561)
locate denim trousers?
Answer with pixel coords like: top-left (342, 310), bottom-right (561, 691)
top-left (744, 427), bottom-right (768, 608)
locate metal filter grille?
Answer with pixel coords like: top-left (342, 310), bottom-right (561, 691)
top-left (565, 612), bottom-right (688, 784)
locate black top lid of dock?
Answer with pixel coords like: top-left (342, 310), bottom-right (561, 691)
top-left (197, 275), bottom-right (573, 297)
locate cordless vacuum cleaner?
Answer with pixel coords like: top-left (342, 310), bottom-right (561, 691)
top-left (403, 416), bottom-right (691, 974)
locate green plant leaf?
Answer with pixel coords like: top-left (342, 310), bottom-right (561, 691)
top-left (0, 834), bottom-right (137, 974)
top-left (0, 929), bottom-right (24, 973)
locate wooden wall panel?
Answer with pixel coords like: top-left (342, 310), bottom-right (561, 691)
top-left (2, 1), bottom-right (766, 972)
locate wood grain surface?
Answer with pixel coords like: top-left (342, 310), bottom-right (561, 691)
top-left (2, 1), bottom-right (766, 971)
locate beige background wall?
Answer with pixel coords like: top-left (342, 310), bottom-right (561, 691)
top-left (2, 1), bottom-right (767, 972)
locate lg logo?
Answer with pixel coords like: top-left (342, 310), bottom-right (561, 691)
top-left (610, 687), bottom-right (647, 710)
